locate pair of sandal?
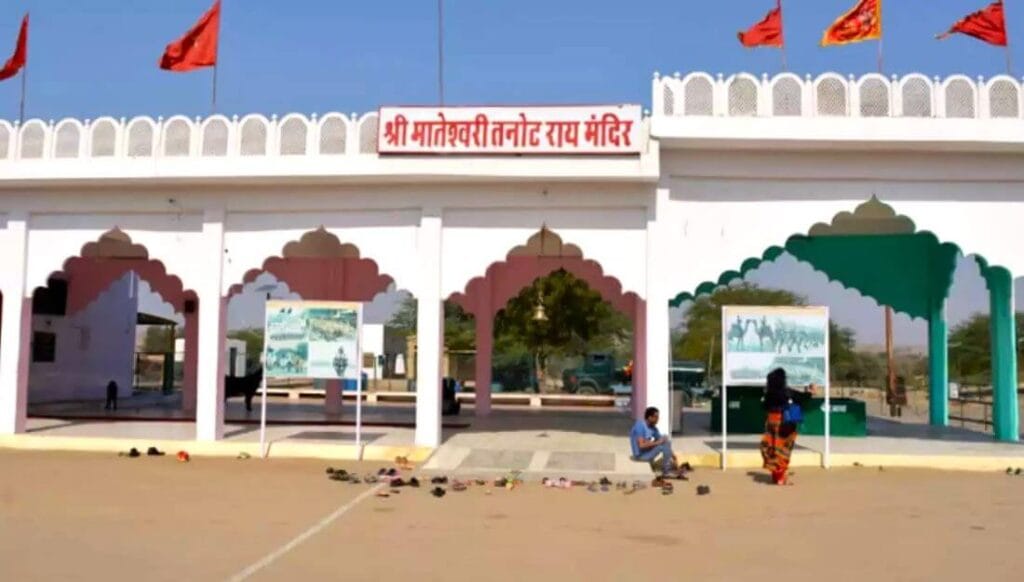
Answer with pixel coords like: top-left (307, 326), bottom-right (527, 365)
top-left (119, 446), bottom-right (165, 458)
top-left (542, 477), bottom-right (572, 489)
top-left (394, 456), bottom-right (413, 470)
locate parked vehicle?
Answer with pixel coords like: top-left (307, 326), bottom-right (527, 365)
top-left (670, 360), bottom-right (712, 406)
top-left (562, 352), bottom-right (628, 395)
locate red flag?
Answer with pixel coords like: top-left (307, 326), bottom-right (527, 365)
top-left (159, 1), bottom-right (221, 71)
top-left (937, 1), bottom-right (1007, 46)
top-left (0, 14), bottom-right (28, 82)
top-left (738, 1), bottom-right (784, 48)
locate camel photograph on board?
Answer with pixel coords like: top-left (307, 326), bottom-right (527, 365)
top-left (722, 306), bottom-right (829, 387)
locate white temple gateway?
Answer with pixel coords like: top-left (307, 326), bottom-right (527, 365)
top-left (1, 72), bottom-right (1022, 448)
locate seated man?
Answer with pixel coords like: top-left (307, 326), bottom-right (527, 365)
top-left (630, 406), bottom-right (686, 478)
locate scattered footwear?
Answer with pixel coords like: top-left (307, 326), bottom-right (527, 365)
top-left (494, 478), bottom-right (508, 488)
top-left (236, 452), bottom-right (251, 460)
top-left (1016, 468), bottom-right (1023, 476)
top-left (146, 447), bottom-right (165, 457)
top-left (350, 476), bottom-right (362, 484)
top-left (365, 475), bottom-right (379, 484)
top-left (128, 447), bottom-right (141, 458)
top-left (431, 486), bottom-right (447, 498)
top-left (452, 480), bottom-right (468, 492)
top-left (697, 485), bottom-right (711, 496)
top-left (176, 451), bottom-right (190, 463)
top-left (599, 476), bottom-right (612, 487)
top-left (474, 479), bottom-right (487, 486)
top-left (679, 462), bottom-right (694, 472)
top-left (390, 478), bottom-right (407, 487)
top-left (661, 482), bottom-right (674, 495)
top-left (431, 476), bottom-right (449, 485)
top-left (327, 467), bottom-right (336, 475)
top-left (375, 491), bottom-right (390, 498)
top-left (587, 483), bottom-right (599, 493)
top-left (409, 477), bottom-right (421, 488)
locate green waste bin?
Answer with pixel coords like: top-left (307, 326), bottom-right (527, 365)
top-left (710, 386), bottom-right (767, 434)
top-left (800, 397), bottom-right (867, 437)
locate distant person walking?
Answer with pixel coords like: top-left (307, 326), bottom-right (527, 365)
top-left (760, 368), bottom-right (808, 486)
top-left (104, 380), bottom-right (118, 411)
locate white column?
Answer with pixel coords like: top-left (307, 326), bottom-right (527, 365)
top-left (415, 209), bottom-right (443, 447)
top-left (0, 213), bottom-right (31, 435)
top-left (646, 188), bottom-right (672, 436)
top-left (196, 209), bottom-right (227, 441)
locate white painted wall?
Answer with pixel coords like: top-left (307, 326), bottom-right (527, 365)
top-left (28, 273), bottom-right (136, 403)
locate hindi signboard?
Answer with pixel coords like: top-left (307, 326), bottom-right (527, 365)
top-left (264, 300), bottom-right (362, 380)
top-left (721, 305), bottom-right (829, 388)
top-left (378, 105), bottom-right (643, 155)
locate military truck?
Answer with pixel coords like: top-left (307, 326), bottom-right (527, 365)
top-left (562, 352), bottom-right (628, 395)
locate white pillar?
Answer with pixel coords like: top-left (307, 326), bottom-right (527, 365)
top-left (196, 210), bottom-right (227, 441)
top-left (646, 188), bottom-right (672, 436)
top-left (415, 209), bottom-right (443, 447)
top-left (0, 213), bottom-right (31, 435)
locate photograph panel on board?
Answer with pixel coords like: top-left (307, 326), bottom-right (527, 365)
top-left (723, 306), bottom-right (828, 387)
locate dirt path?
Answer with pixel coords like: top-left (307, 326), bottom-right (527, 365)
top-left (2, 450), bottom-right (1023, 581)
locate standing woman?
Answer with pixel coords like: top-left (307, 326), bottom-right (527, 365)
top-left (760, 368), bottom-right (806, 485)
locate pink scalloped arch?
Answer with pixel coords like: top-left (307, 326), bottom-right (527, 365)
top-left (228, 256), bottom-right (394, 301)
top-left (449, 256), bottom-right (639, 319)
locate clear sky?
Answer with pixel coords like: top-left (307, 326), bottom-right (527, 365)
top-left (1, 0), bottom-right (1023, 120)
top-left (5, 1), bottom-right (1018, 346)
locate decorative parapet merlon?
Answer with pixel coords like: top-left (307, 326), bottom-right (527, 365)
top-left (652, 72), bottom-right (1024, 120)
top-left (0, 112), bottom-right (380, 162)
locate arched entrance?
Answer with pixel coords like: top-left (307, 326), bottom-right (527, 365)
top-left (672, 197), bottom-right (1019, 442)
top-left (449, 228), bottom-right (644, 419)
top-left (226, 228), bottom-right (408, 423)
top-left (24, 230), bottom-right (200, 436)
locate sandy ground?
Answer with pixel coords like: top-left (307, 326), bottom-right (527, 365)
top-left (2, 451), bottom-right (1023, 582)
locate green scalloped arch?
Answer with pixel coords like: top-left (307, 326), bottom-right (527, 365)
top-left (670, 231), bottom-right (987, 322)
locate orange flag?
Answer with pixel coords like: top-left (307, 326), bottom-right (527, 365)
top-left (0, 14), bottom-right (28, 82)
top-left (159, 1), bottom-right (221, 72)
top-left (738, 1), bottom-right (784, 48)
top-left (821, 0), bottom-right (882, 46)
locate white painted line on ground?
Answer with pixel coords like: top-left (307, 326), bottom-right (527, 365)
top-left (228, 483), bottom-right (384, 582)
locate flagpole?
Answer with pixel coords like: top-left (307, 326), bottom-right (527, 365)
top-left (1006, 0), bottom-right (1016, 76)
top-left (877, 38), bottom-right (884, 74)
top-left (18, 61), bottom-right (26, 125)
top-left (211, 0), bottom-right (222, 114)
top-left (438, 0), bottom-right (445, 105)
top-left (779, 0), bottom-right (787, 71)
top-left (211, 64), bottom-right (218, 113)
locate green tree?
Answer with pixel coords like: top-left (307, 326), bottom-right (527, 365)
top-left (388, 298), bottom-right (476, 350)
top-left (493, 269), bottom-right (632, 379)
top-left (948, 312), bottom-right (1024, 384)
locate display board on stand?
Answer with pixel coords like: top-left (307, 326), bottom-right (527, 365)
top-left (261, 300), bottom-right (363, 457)
top-left (720, 305), bottom-right (831, 469)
